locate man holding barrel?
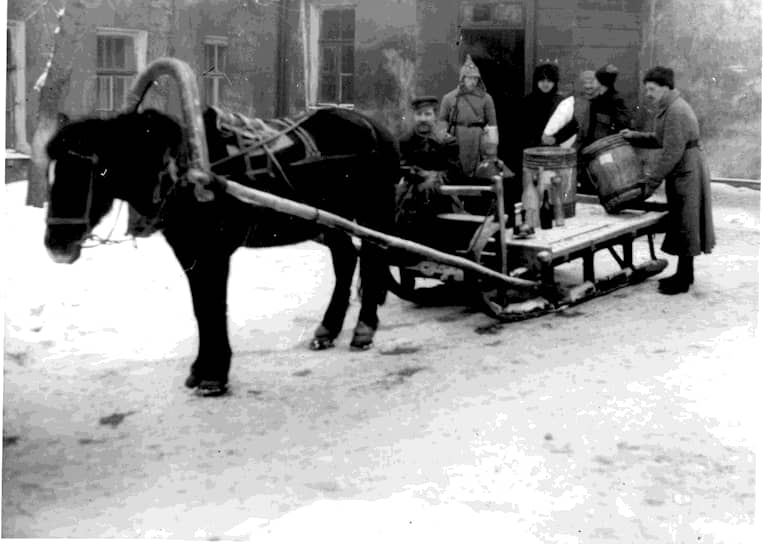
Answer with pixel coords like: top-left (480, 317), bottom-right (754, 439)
top-left (621, 66), bottom-right (715, 295)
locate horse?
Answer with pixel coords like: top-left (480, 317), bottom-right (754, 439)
top-left (43, 105), bottom-right (401, 397)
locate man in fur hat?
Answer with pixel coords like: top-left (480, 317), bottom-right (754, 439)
top-left (621, 66), bottom-right (715, 294)
top-left (543, 65), bottom-right (630, 150)
top-left (438, 55), bottom-right (498, 178)
top-left (542, 65), bottom-right (631, 192)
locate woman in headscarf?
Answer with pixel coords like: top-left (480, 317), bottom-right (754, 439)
top-left (521, 62), bottom-right (563, 150)
top-left (621, 66), bottom-right (715, 294)
top-left (438, 55), bottom-right (498, 178)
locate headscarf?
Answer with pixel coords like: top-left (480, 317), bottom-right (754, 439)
top-left (532, 62), bottom-right (560, 94)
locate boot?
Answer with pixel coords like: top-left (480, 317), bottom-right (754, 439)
top-left (658, 255), bottom-right (693, 295)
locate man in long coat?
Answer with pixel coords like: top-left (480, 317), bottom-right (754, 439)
top-left (438, 55), bottom-right (498, 178)
top-left (621, 65), bottom-right (716, 294)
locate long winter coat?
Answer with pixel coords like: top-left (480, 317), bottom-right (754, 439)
top-left (438, 86), bottom-right (497, 177)
top-left (629, 89), bottom-right (716, 256)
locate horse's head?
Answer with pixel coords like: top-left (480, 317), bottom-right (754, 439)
top-left (43, 110), bottom-right (183, 264)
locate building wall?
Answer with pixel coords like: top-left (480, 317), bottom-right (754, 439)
top-left (283, 0), bottom-right (417, 135)
top-left (415, 0), bottom-right (644, 111)
top-left (415, 0), bottom-right (461, 99)
top-left (7, 0), bottom-right (279, 146)
top-left (535, 0), bottom-right (643, 105)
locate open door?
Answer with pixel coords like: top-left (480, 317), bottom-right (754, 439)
top-left (458, 28), bottom-right (525, 172)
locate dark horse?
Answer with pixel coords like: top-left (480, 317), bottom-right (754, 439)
top-left (43, 105), bottom-right (400, 396)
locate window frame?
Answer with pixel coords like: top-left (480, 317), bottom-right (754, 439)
top-left (202, 36), bottom-right (229, 108)
top-left (94, 28), bottom-right (147, 116)
top-left (303, 4), bottom-right (356, 109)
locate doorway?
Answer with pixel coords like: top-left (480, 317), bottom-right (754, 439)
top-left (458, 28), bottom-right (525, 170)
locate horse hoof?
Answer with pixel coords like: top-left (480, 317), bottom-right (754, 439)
top-left (185, 374), bottom-right (201, 389)
top-left (310, 337), bottom-right (335, 350)
top-left (194, 380), bottom-right (229, 397)
top-left (349, 340), bottom-right (372, 351)
top-left (350, 322), bottom-right (376, 351)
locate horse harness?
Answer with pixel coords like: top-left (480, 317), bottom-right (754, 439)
top-left (46, 108), bottom-right (379, 244)
top-left (207, 107), bottom-right (322, 195)
top-left (46, 149), bottom-right (99, 230)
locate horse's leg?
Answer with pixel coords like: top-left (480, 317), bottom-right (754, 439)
top-left (168, 240), bottom-right (233, 396)
top-left (310, 231), bottom-right (358, 350)
top-left (351, 242), bottom-right (389, 350)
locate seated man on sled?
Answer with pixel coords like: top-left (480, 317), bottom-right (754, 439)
top-left (395, 95), bottom-right (462, 248)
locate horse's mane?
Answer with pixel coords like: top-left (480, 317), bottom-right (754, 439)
top-left (46, 109), bottom-right (184, 163)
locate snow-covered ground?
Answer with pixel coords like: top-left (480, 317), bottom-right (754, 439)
top-left (2, 180), bottom-right (764, 542)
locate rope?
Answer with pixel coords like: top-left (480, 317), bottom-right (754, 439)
top-left (209, 110), bottom-right (315, 170)
top-left (81, 201), bottom-right (138, 248)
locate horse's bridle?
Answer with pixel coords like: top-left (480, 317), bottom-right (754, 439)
top-left (45, 149), bottom-right (98, 230)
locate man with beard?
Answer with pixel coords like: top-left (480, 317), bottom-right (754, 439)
top-left (395, 96), bottom-right (461, 247)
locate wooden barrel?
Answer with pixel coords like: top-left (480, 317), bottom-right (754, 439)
top-left (581, 135), bottom-right (644, 214)
top-left (523, 147), bottom-right (577, 218)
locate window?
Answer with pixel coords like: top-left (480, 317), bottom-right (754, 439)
top-left (96, 34), bottom-right (137, 114)
top-left (318, 8), bottom-right (354, 104)
top-left (203, 37), bottom-right (228, 107)
top-left (459, 2), bottom-right (523, 27)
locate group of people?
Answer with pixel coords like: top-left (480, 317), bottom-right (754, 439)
top-left (395, 56), bottom-right (714, 295)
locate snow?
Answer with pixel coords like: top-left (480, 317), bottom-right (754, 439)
top-left (2, 179), bottom-right (765, 541)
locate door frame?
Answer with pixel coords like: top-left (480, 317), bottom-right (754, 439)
top-left (6, 20), bottom-right (29, 153)
top-left (455, 0), bottom-right (537, 96)
top-left (523, 0), bottom-right (536, 93)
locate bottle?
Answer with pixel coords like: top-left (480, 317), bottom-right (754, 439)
top-left (513, 203), bottom-right (523, 234)
top-left (521, 170), bottom-right (540, 229)
top-left (540, 190), bottom-right (553, 230)
top-left (550, 176), bottom-right (565, 227)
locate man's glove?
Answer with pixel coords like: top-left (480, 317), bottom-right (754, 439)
top-left (416, 170), bottom-right (443, 195)
top-left (639, 175), bottom-right (663, 198)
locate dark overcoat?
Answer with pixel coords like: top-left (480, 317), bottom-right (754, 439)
top-left (630, 89), bottom-right (716, 256)
top-left (553, 91), bottom-right (631, 149)
top-left (394, 128), bottom-right (460, 247)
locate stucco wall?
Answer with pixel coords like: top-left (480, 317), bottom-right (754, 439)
top-left (8, 0), bottom-right (279, 140)
top-left (283, 0), bottom-right (417, 135)
top-left (534, 0), bottom-right (643, 105)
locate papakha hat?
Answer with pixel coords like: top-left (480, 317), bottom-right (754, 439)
top-left (643, 66), bottom-right (675, 89)
top-left (595, 64), bottom-right (619, 89)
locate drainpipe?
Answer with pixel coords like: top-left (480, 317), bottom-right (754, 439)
top-left (275, 0), bottom-right (291, 117)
